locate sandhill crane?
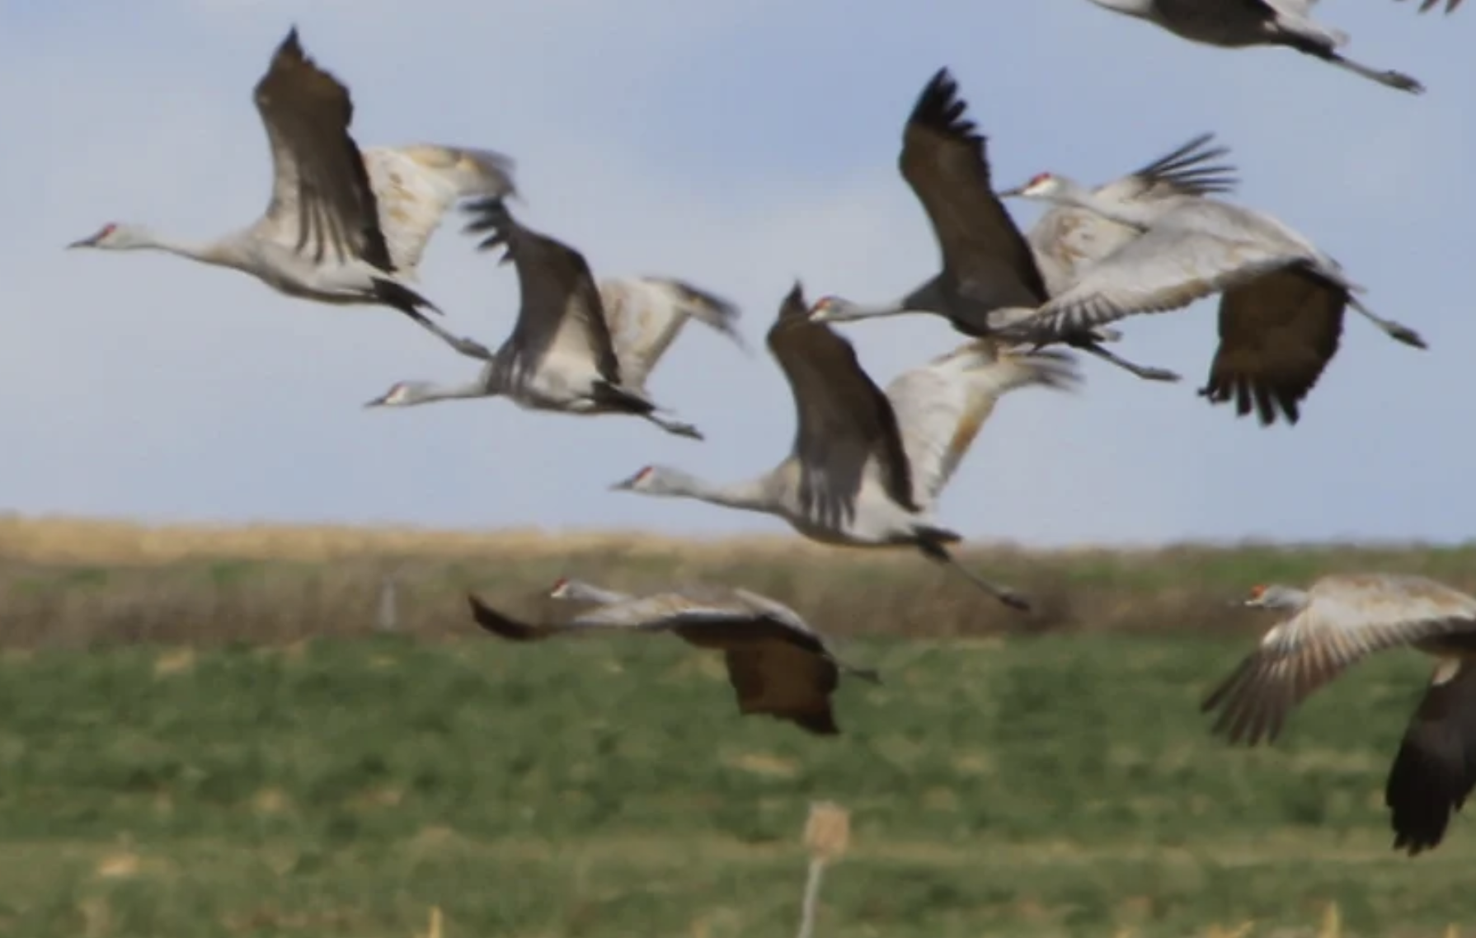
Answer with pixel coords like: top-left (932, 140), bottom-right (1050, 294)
top-left (367, 197), bottom-right (708, 439)
top-left (66, 27), bottom-right (514, 360)
top-left (1079, 1), bottom-right (1428, 94)
top-left (805, 68), bottom-right (1179, 384)
top-left (466, 577), bottom-right (879, 736)
top-left (1021, 133), bottom-right (1240, 299)
top-left (1202, 575), bottom-right (1476, 855)
top-left (996, 166), bottom-right (1427, 426)
top-left (364, 275), bottom-right (743, 416)
top-left (609, 282), bottom-right (1081, 613)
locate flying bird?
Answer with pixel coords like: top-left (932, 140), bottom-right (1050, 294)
top-left (1078, 1), bottom-right (1429, 94)
top-left (609, 281), bottom-right (1081, 613)
top-left (997, 163), bottom-right (1426, 426)
top-left (67, 27), bottom-right (515, 360)
top-left (808, 68), bottom-right (1179, 384)
top-left (466, 577), bottom-right (880, 736)
top-left (1202, 575), bottom-right (1476, 855)
top-left (366, 275), bottom-right (743, 414)
top-left (382, 197), bottom-right (710, 439)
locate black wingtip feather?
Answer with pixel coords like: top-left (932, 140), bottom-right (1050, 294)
top-left (908, 67), bottom-right (980, 147)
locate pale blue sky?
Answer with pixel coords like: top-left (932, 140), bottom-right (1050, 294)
top-left (1, 0), bottom-right (1471, 547)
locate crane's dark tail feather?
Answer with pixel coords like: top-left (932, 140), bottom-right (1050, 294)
top-left (372, 277), bottom-right (444, 318)
top-left (914, 527), bottom-right (1032, 614)
top-left (592, 380), bottom-right (658, 416)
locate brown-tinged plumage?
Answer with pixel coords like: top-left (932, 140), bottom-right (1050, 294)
top-left (466, 578), bottom-right (880, 736)
top-left (1203, 575), bottom-right (1476, 854)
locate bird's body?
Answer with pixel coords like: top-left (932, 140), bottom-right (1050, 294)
top-left (610, 281), bottom-right (1080, 611)
top-left (467, 578), bottom-right (878, 735)
top-left (367, 275), bottom-right (743, 416)
top-left (368, 198), bottom-right (716, 439)
top-left (999, 169), bottom-right (1426, 425)
top-left (68, 28), bottom-right (515, 360)
top-left (1203, 575), bottom-right (1476, 855)
top-left (808, 68), bottom-right (1182, 384)
top-left (1081, 0), bottom-right (1433, 93)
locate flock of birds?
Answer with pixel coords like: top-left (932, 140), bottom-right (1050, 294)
top-left (68, 4), bottom-right (1472, 861)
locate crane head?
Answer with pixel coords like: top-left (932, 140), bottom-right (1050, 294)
top-left (609, 465), bottom-right (656, 492)
top-left (1242, 583), bottom-right (1306, 610)
top-left (364, 381), bottom-right (419, 408)
top-left (548, 577), bottom-right (572, 599)
top-left (67, 222), bottom-right (127, 250)
top-left (997, 172), bottom-right (1062, 201)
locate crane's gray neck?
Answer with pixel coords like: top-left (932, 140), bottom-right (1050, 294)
top-left (128, 226), bottom-right (255, 270)
top-left (646, 468), bottom-right (778, 515)
top-left (1083, 0), bottom-right (1154, 18)
top-left (555, 581), bottom-right (633, 605)
top-left (827, 279), bottom-right (946, 323)
top-left (396, 376), bottom-right (496, 406)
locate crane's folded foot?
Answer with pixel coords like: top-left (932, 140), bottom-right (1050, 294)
top-left (649, 415), bottom-right (704, 441)
top-left (452, 336), bottom-right (494, 360)
top-left (1134, 364), bottom-right (1182, 383)
top-left (996, 588), bottom-right (1032, 613)
top-left (1381, 70), bottom-right (1426, 94)
top-left (1386, 323), bottom-right (1428, 350)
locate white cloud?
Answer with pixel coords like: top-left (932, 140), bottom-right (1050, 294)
top-left (1, 1), bottom-right (1472, 546)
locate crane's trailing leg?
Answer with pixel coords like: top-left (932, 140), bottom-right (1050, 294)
top-left (1072, 337), bottom-right (1182, 383)
top-left (1286, 37), bottom-right (1425, 94)
top-left (372, 278), bottom-right (493, 360)
top-left (1348, 298), bottom-right (1428, 350)
top-left (591, 381), bottom-right (703, 440)
top-left (914, 529), bottom-right (1031, 613)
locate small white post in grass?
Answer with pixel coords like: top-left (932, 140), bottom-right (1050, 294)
top-left (797, 800), bottom-right (850, 938)
top-left (377, 567), bottom-right (400, 632)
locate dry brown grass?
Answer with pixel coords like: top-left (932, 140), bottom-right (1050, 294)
top-left (1, 514), bottom-right (1472, 650)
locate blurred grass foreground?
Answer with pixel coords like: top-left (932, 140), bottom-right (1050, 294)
top-left (1, 514), bottom-right (1475, 937)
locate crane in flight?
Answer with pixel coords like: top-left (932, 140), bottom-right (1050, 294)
top-left (1201, 574), bottom-right (1476, 856)
top-left (67, 27), bottom-right (515, 360)
top-left (366, 275), bottom-right (743, 422)
top-left (806, 68), bottom-right (1179, 384)
top-left (467, 577), bottom-right (879, 736)
top-left (372, 197), bottom-right (710, 439)
top-left (610, 281), bottom-right (1081, 613)
top-left (1078, 0), bottom-right (1449, 94)
top-left (996, 160), bottom-right (1427, 426)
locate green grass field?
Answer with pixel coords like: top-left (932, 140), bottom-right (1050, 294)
top-left (2, 630), bottom-right (1473, 937)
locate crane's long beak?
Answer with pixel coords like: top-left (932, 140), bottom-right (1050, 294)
top-left (995, 185), bottom-right (1025, 199)
top-left (363, 394), bottom-right (390, 408)
top-left (66, 234), bottom-right (100, 249)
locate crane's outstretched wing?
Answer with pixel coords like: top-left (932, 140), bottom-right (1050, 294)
top-left (722, 643), bottom-right (844, 736)
top-left (767, 283), bottom-right (918, 523)
top-left (252, 28), bottom-right (396, 273)
top-left (364, 145), bottom-right (516, 277)
top-left (462, 197), bottom-right (624, 386)
top-left (1094, 133), bottom-right (1240, 204)
top-left (466, 593), bottom-right (561, 642)
top-left (1386, 661), bottom-right (1476, 856)
top-left (1200, 268), bottom-right (1346, 426)
top-left (898, 68), bottom-right (1048, 318)
top-left (600, 277), bottom-right (744, 392)
top-left (884, 343), bottom-right (1079, 510)
top-left (1027, 137), bottom-right (1238, 298)
top-left (1202, 575), bottom-right (1476, 745)
top-left (1021, 227), bottom-right (1294, 338)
